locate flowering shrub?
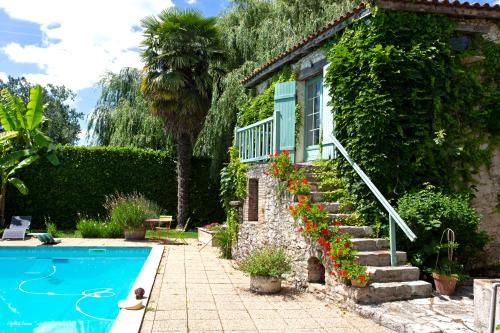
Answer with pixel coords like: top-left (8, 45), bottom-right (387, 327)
top-left (203, 222), bottom-right (221, 230)
top-left (271, 153), bottom-right (369, 286)
top-left (287, 177), bottom-right (311, 195)
top-left (266, 150), bottom-right (294, 181)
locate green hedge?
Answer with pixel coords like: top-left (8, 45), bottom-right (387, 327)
top-left (6, 146), bottom-right (223, 229)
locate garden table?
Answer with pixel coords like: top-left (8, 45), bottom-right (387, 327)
top-left (144, 218), bottom-right (172, 243)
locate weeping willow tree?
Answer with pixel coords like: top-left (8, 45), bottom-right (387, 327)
top-left (195, 0), bottom-right (360, 173)
top-left (87, 67), bottom-right (171, 151)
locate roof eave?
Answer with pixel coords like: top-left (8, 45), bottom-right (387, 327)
top-left (242, 6), bottom-right (371, 88)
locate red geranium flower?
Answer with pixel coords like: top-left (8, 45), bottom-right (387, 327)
top-left (335, 236), bottom-right (341, 242)
top-left (302, 216), bottom-right (308, 222)
top-left (283, 150), bottom-right (289, 156)
top-left (338, 250), bottom-right (344, 256)
top-left (317, 204), bottom-right (325, 211)
top-left (359, 276), bottom-right (366, 283)
top-left (344, 242), bottom-right (350, 248)
top-left (330, 255), bottom-right (336, 261)
top-left (335, 220), bottom-right (342, 226)
top-left (320, 229), bottom-right (329, 236)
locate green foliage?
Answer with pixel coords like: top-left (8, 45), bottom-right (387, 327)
top-left (76, 219), bottom-right (123, 238)
top-left (105, 192), bottom-right (161, 229)
top-left (45, 222), bottom-right (59, 238)
top-left (218, 147), bottom-right (247, 258)
top-left (0, 86), bottom-right (60, 221)
top-left (197, 0), bottom-right (359, 172)
top-left (87, 68), bottom-right (171, 150)
top-left (6, 146), bottom-right (224, 229)
top-left (325, 9), bottom-right (499, 222)
top-left (239, 247), bottom-right (292, 278)
top-left (213, 225), bottom-right (232, 259)
top-left (397, 185), bottom-right (489, 271)
top-left (220, 147), bottom-right (247, 210)
top-left (0, 76), bottom-right (83, 145)
top-left (237, 67), bottom-right (296, 127)
top-left (237, 81), bottom-right (276, 127)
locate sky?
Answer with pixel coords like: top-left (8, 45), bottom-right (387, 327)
top-left (0, 0), bottom-right (229, 144)
top-left (0, 0), bottom-right (498, 145)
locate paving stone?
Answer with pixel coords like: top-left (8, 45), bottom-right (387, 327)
top-left (221, 319), bottom-right (257, 331)
top-left (187, 309), bottom-right (219, 320)
top-left (155, 310), bottom-right (187, 320)
top-left (188, 319), bottom-right (223, 331)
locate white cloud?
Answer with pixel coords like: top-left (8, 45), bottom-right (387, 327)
top-left (0, 71), bottom-right (7, 82)
top-left (0, 0), bottom-right (174, 91)
top-left (187, 0), bottom-right (198, 4)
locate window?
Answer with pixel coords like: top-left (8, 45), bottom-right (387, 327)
top-left (305, 77), bottom-right (322, 147)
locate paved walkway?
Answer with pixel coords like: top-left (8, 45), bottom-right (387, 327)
top-left (140, 241), bottom-right (394, 333)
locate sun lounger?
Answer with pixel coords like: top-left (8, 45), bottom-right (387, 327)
top-left (2, 216), bottom-right (31, 240)
top-left (30, 233), bottom-right (60, 245)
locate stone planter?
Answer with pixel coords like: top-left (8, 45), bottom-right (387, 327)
top-left (250, 276), bottom-right (282, 294)
top-left (433, 273), bottom-right (458, 296)
top-left (474, 279), bottom-right (500, 333)
top-left (197, 227), bottom-right (219, 247)
top-left (124, 228), bottom-right (146, 241)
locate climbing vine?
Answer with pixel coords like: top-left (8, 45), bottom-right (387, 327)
top-left (324, 9), bottom-right (500, 222)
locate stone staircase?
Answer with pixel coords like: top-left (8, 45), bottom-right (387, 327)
top-left (300, 169), bottom-right (432, 304)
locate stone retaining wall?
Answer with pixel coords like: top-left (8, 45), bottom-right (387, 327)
top-left (234, 164), bottom-right (326, 288)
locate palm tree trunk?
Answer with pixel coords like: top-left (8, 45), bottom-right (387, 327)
top-left (176, 133), bottom-right (192, 228)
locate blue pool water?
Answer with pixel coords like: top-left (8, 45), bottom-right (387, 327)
top-left (0, 247), bottom-right (151, 333)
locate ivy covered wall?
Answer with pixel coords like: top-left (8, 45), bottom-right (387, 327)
top-left (324, 8), bottom-right (499, 260)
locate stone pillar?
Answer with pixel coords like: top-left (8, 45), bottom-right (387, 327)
top-left (474, 279), bottom-right (500, 332)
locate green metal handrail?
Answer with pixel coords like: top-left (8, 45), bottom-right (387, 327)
top-left (235, 116), bottom-right (274, 163)
top-left (331, 137), bottom-right (417, 266)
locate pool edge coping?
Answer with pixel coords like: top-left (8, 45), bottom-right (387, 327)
top-left (110, 245), bottom-right (164, 333)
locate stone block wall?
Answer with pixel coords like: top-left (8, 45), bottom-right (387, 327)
top-left (234, 164), bottom-right (326, 288)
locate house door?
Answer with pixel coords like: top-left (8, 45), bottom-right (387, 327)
top-left (304, 76), bottom-right (322, 161)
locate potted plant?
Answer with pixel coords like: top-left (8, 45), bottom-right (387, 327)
top-left (288, 177), bottom-right (311, 202)
top-left (431, 229), bottom-right (466, 296)
top-left (239, 247), bottom-right (292, 294)
top-left (432, 260), bottom-right (465, 296)
top-left (346, 264), bottom-right (369, 288)
top-left (105, 193), bottom-right (161, 240)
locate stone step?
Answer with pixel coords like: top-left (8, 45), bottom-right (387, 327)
top-left (320, 202), bottom-right (341, 213)
top-left (334, 226), bottom-right (373, 238)
top-left (311, 191), bottom-right (326, 202)
top-left (309, 182), bottom-right (338, 192)
top-left (349, 280), bottom-right (432, 304)
top-left (356, 250), bottom-right (407, 266)
top-left (328, 213), bottom-right (351, 221)
top-left (366, 266), bottom-right (420, 283)
top-left (351, 238), bottom-right (389, 251)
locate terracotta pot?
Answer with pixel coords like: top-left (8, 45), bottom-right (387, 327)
top-left (351, 279), bottom-right (367, 288)
top-left (432, 273), bottom-right (458, 296)
top-left (297, 194), bottom-right (312, 202)
top-left (124, 228), bottom-right (146, 240)
top-left (250, 276), bottom-right (282, 294)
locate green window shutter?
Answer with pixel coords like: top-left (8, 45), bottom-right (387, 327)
top-left (274, 81), bottom-right (296, 162)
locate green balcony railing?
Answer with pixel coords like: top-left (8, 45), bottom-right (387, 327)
top-left (235, 116), bottom-right (274, 163)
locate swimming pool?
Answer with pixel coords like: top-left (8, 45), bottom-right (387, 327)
top-left (0, 247), bottom-right (151, 333)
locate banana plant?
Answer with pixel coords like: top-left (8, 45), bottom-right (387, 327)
top-left (0, 86), bottom-right (59, 223)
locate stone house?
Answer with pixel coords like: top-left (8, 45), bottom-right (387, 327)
top-left (233, 0), bottom-right (500, 304)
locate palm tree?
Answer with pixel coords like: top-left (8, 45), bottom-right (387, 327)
top-left (141, 9), bottom-right (223, 227)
